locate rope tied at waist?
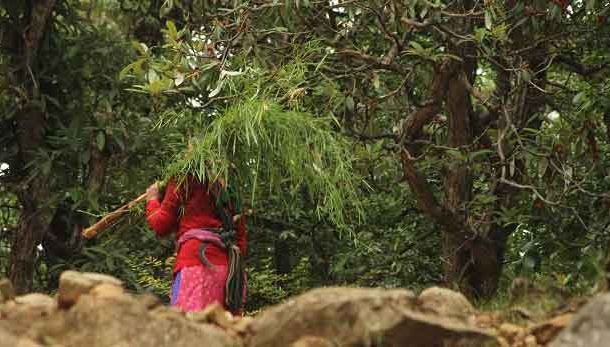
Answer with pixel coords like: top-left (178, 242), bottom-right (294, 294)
top-left (177, 229), bottom-right (245, 314)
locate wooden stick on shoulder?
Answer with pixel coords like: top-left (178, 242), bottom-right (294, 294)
top-left (81, 192), bottom-right (148, 239)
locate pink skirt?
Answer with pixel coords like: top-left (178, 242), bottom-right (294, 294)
top-left (171, 264), bottom-right (245, 314)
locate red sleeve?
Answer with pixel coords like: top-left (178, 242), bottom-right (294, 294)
top-left (235, 214), bottom-right (247, 257)
top-left (145, 179), bottom-right (181, 237)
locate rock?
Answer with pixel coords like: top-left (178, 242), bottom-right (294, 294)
top-left (232, 316), bottom-right (254, 335)
top-left (138, 292), bottom-right (162, 310)
top-left (496, 336), bottom-right (510, 347)
top-left (0, 294), bottom-right (60, 344)
top-left (529, 313), bottom-right (572, 345)
top-left (523, 335), bottom-right (537, 347)
top-left (499, 323), bottom-right (525, 343)
top-left (38, 294), bottom-right (240, 347)
top-left (246, 286), bottom-right (496, 347)
top-left (89, 283), bottom-right (125, 300)
top-left (509, 306), bottom-right (534, 320)
top-left (0, 293), bottom-right (56, 324)
top-left (0, 279), bottom-right (15, 303)
top-left (80, 273), bottom-right (123, 286)
top-left (550, 293), bottom-right (610, 347)
top-left (58, 271), bottom-right (123, 309)
top-left (0, 326), bottom-right (41, 347)
top-left (475, 312), bottom-right (502, 329)
top-left (188, 303), bottom-right (234, 329)
top-left (291, 336), bottom-right (334, 347)
top-left (14, 294), bottom-right (55, 308)
top-left (418, 287), bottom-right (476, 320)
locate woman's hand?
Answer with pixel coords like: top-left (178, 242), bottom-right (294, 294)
top-left (146, 182), bottom-right (161, 202)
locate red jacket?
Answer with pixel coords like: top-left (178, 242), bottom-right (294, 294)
top-left (145, 177), bottom-right (247, 275)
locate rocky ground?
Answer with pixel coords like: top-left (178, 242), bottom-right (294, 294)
top-left (0, 271), bottom-right (606, 347)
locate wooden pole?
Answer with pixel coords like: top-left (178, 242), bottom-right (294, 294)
top-left (81, 193), bottom-right (148, 239)
top-left (82, 189), bottom-right (253, 239)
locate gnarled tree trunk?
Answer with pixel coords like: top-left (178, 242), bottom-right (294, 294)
top-left (6, 0), bottom-right (58, 294)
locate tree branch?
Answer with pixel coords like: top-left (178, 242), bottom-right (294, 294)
top-left (399, 147), bottom-right (469, 235)
top-left (397, 59), bottom-right (471, 235)
top-left (335, 49), bottom-right (407, 73)
top-left (556, 55), bottom-right (610, 77)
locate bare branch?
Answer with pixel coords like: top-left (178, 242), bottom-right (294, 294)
top-left (335, 49), bottom-right (407, 73)
top-left (556, 55), bottom-right (610, 77)
top-left (400, 17), bottom-right (433, 29)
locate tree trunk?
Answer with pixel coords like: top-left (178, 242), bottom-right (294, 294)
top-left (308, 228), bottom-right (334, 285)
top-left (6, 0), bottom-right (58, 294)
top-left (8, 196), bottom-right (47, 292)
top-left (441, 0), bottom-right (485, 296)
top-left (42, 132), bottom-right (112, 289)
top-left (274, 237), bottom-right (293, 275)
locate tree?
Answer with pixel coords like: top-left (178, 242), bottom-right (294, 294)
top-left (0, 0), bottom-right (167, 293)
top-left (1, 0), bottom-right (59, 293)
top-left (133, 0), bottom-right (609, 298)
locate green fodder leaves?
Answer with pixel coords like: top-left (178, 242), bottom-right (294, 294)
top-left (166, 97), bottom-right (362, 228)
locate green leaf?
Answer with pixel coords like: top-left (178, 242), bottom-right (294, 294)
top-left (446, 149), bottom-right (465, 161)
top-left (476, 194), bottom-right (498, 204)
top-left (538, 158), bottom-right (548, 177)
top-left (147, 70), bottom-right (160, 84)
top-left (174, 72), bottom-right (185, 86)
top-left (485, 10), bottom-right (492, 30)
top-left (80, 150), bottom-right (91, 164)
top-left (344, 96), bottom-right (355, 111)
top-left (166, 20), bottom-right (178, 40)
top-left (2, 0), bottom-right (25, 21)
top-left (160, 0), bottom-right (174, 16)
top-left (523, 254), bottom-right (537, 270)
top-left (119, 65), bottom-right (132, 80)
top-left (551, 4), bottom-right (562, 19)
top-left (469, 149), bottom-right (493, 161)
top-left (96, 132), bottom-right (106, 151)
top-left (115, 137), bottom-right (125, 151)
top-left (573, 91), bottom-right (587, 105)
top-left (410, 41), bottom-right (424, 52)
top-left (474, 28), bottom-right (487, 43)
top-left (372, 73), bottom-right (381, 90)
top-left (420, 6), bottom-right (429, 18)
top-left (132, 41), bottom-right (148, 55)
top-left (149, 80), bottom-right (163, 95)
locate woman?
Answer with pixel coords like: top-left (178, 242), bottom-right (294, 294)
top-left (145, 176), bottom-right (247, 314)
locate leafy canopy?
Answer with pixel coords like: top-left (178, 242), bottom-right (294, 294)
top-left (127, 36), bottom-right (364, 227)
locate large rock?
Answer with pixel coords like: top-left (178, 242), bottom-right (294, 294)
top-left (1, 270), bottom-right (239, 347)
top-left (58, 271), bottom-right (123, 308)
top-left (418, 286), bottom-right (476, 321)
top-left (550, 293), bottom-right (610, 347)
top-left (245, 286), bottom-right (496, 347)
top-left (1, 293), bottom-right (240, 347)
top-left (45, 294), bottom-right (239, 347)
top-left (14, 294), bottom-right (55, 309)
top-left (0, 293), bottom-right (57, 338)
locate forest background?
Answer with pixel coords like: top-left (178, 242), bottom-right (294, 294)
top-left (1, 0), bottom-right (610, 312)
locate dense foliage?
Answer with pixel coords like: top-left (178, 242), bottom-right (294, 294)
top-left (1, 0), bottom-right (610, 310)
